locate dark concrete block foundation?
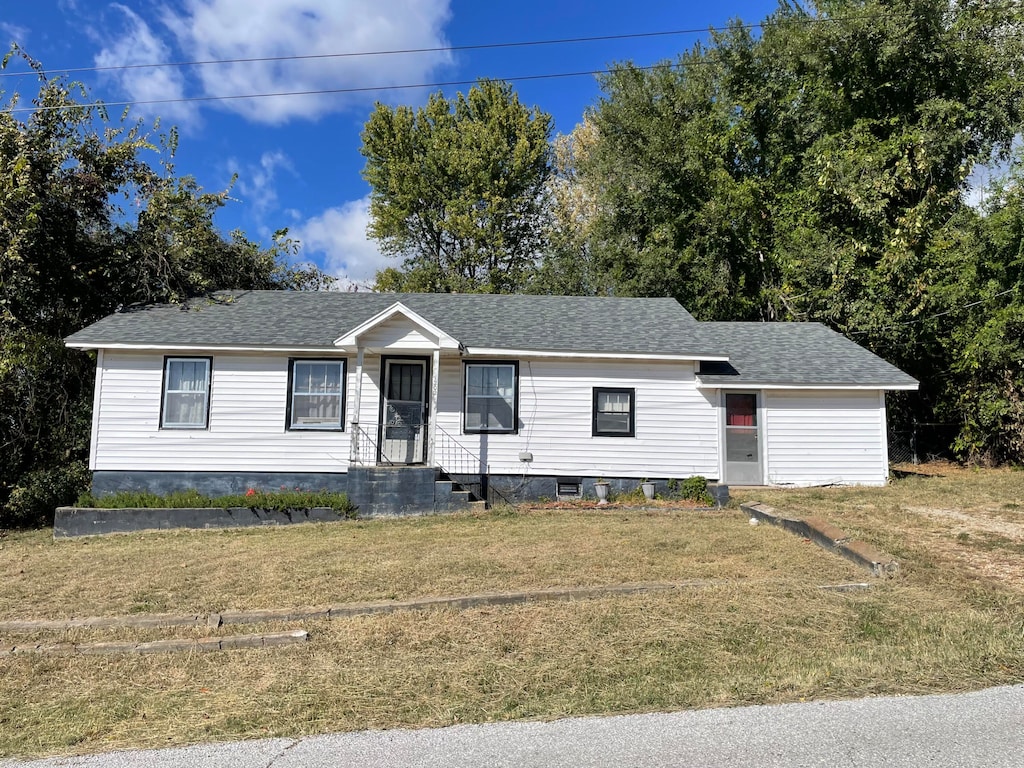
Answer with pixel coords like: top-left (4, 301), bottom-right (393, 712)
top-left (92, 471), bottom-right (348, 498)
top-left (70, 470), bottom-right (726, 536)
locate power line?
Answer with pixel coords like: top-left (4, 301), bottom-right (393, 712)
top-left (0, 12), bottom-right (898, 80)
top-left (0, 27), bottom-right (728, 79)
top-left (6, 64), bottom-right (677, 114)
top-left (849, 286), bottom-right (1019, 335)
top-left (3, 10), bottom-right (908, 116)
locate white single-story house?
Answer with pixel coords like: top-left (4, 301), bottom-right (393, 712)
top-left (64, 291), bottom-right (918, 513)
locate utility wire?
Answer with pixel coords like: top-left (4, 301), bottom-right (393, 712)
top-left (0, 12), bottom-right (898, 80)
top-left (849, 286), bottom-right (1019, 335)
top-left (7, 64), bottom-right (677, 113)
top-left (2, 8), bottom-right (906, 116)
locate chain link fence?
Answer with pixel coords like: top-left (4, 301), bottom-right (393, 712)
top-left (888, 422), bottom-right (960, 465)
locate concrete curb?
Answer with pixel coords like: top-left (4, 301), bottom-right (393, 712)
top-left (0, 629), bottom-right (307, 657)
top-left (0, 578), bottom-right (876, 646)
top-left (0, 582), bottom-right (720, 635)
top-left (742, 502), bottom-right (899, 578)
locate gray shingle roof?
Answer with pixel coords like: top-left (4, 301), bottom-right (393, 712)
top-left (65, 291), bottom-right (713, 357)
top-left (697, 322), bottom-right (918, 388)
top-left (65, 291), bottom-right (918, 389)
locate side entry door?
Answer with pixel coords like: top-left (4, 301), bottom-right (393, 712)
top-left (724, 392), bottom-right (762, 485)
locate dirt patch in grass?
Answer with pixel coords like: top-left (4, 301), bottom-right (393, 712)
top-left (517, 498), bottom-right (712, 511)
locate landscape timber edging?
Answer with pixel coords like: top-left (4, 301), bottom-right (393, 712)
top-left (0, 630), bottom-right (308, 657)
top-left (741, 501), bottom-right (899, 578)
top-left (53, 506), bottom-right (343, 538)
top-left (0, 578), bottom-right (874, 640)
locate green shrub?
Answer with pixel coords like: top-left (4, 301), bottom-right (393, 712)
top-left (3, 461), bottom-right (91, 528)
top-left (77, 488), bottom-right (356, 517)
top-left (668, 476), bottom-right (714, 506)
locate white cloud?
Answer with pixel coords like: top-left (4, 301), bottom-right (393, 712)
top-left (160, 0), bottom-right (453, 124)
top-left (228, 150), bottom-right (294, 218)
top-left (94, 4), bottom-right (198, 126)
top-left (290, 196), bottom-right (392, 286)
top-left (0, 22), bottom-right (30, 46)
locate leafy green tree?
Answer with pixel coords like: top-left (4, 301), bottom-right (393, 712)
top-left (583, 53), bottom-right (776, 319)
top-left (528, 117), bottom-right (605, 296)
top-left (0, 55), bottom-right (330, 526)
top-left (924, 175), bottom-right (1024, 464)
top-left (361, 79), bottom-right (552, 293)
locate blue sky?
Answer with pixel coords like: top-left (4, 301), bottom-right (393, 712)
top-left (1, 0), bottom-right (780, 286)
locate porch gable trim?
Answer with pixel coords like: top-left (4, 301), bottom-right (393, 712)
top-left (333, 302), bottom-right (463, 351)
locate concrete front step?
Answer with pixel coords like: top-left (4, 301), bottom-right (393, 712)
top-left (347, 466), bottom-right (485, 515)
top-left (435, 481), bottom-right (484, 512)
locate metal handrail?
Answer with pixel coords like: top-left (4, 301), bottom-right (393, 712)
top-left (434, 424), bottom-right (485, 476)
top-left (351, 423), bottom-right (393, 467)
top-left (433, 425), bottom-right (514, 507)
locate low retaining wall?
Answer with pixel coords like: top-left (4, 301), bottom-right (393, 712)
top-left (741, 501), bottom-right (899, 577)
top-left (54, 506), bottom-right (342, 538)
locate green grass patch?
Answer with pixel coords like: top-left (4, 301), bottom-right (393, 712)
top-left (74, 488), bottom-right (356, 516)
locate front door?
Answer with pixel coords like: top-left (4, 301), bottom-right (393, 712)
top-left (724, 392), bottom-right (762, 485)
top-left (380, 358), bottom-right (428, 465)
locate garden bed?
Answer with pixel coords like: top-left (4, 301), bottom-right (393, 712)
top-left (54, 505), bottom-right (347, 538)
top-left (56, 488), bottom-right (357, 537)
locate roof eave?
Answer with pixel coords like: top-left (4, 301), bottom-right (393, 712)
top-left (464, 347), bottom-right (729, 362)
top-left (64, 341), bottom-right (342, 354)
top-left (696, 379), bottom-right (919, 391)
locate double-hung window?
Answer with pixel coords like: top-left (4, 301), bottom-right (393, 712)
top-left (289, 359), bottom-right (346, 430)
top-left (464, 361), bottom-right (518, 433)
top-left (161, 357), bottom-right (211, 429)
top-left (593, 387), bottom-right (635, 437)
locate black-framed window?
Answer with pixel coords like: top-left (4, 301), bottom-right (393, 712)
top-left (593, 387), bottom-right (635, 437)
top-left (464, 361), bottom-right (518, 433)
top-left (288, 359), bottom-right (346, 431)
top-left (161, 357), bottom-right (211, 429)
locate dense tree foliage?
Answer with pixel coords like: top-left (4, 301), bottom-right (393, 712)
top-left (576, 0), bottom-right (1024, 462)
top-left (362, 80), bottom-right (552, 293)
top-left (0, 57), bottom-right (330, 526)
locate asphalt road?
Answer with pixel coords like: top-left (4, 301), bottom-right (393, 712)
top-left (6, 684), bottom-right (1022, 767)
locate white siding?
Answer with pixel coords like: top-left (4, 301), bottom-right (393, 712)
top-left (93, 352), bottom-right (350, 473)
top-left (431, 357), bottom-right (719, 478)
top-left (93, 351), bottom-right (723, 478)
top-left (763, 390), bottom-right (887, 486)
top-left (359, 317), bottom-right (439, 351)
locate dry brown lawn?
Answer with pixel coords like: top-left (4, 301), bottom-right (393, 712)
top-left (0, 508), bottom-right (857, 620)
top-left (1, 467), bottom-right (1022, 758)
top-left (752, 462), bottom-right (1024, 593)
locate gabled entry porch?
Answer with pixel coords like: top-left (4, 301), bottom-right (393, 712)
top-left (335, 301), bottom-right (488, 514)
